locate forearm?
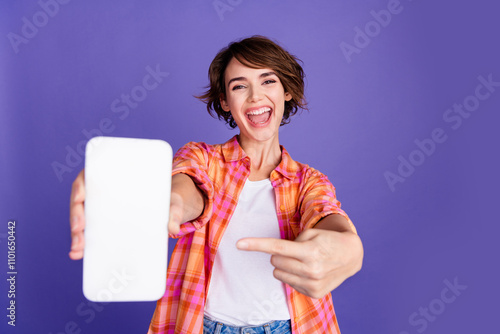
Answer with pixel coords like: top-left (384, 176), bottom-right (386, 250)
top-left (170, 173), bottom-right (205, 223)
top-left (314, 213), bottom-right (352, 233)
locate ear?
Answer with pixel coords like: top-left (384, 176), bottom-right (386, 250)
top-left (284, 92), bottom-right (292, 102)
top-left (220, 94), bottom-right (230, 111)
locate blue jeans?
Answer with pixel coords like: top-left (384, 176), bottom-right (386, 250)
top-left (203, 315), bottom-right (292, 334)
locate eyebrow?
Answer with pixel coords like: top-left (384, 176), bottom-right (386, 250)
top-left (227, 71), bottom-right (277, 87)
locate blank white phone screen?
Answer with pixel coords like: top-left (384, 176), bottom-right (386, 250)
top-left (83, 136), bottom-right (172, 302)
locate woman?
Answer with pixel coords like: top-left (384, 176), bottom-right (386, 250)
top-left (69, 35), bottom-right (363, 334)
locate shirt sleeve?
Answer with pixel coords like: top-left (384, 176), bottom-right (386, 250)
top-left (299, 169), bottom-right (356, 233)
top-left (170, 141), bottom-right (215, 238)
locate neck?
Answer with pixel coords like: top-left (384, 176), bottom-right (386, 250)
top-left (237, 134), bottom-right (282, 181)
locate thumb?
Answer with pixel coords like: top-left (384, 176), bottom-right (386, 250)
top-left (168, 209), bottom-right (183, 236)
top-left (167, 196), bottom-right (184, 236)
top-left (294, 227), bottom-right (320, 242)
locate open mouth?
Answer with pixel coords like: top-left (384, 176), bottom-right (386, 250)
top-left (246, 107), bottom-right (272, 125)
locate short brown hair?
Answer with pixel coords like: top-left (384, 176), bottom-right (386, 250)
top-left (196, 35), bottom-right (307, 128)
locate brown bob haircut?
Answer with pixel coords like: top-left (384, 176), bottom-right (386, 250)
top-left (196, 35), bottom-right (307, 129)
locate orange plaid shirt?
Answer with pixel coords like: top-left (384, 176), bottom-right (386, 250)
top-left (148, 136), bottom-right (355, 334)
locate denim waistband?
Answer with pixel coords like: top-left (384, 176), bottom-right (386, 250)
top-left (203, 315), bottom-right (291, 334)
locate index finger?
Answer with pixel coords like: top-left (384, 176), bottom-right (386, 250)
top-left (70, 169), bottom-right (86, 231)
top-left (69, 169), bottom-right (86, 260)
top-left (236, 237), bottom-right (305, 260)
top-left (70, 169), bottom-right (86, 204)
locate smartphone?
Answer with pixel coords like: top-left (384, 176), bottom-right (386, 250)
top-left (83, 136), bottom-right (172, 302)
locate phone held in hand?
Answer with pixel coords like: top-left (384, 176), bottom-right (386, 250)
top-left (83, 136), bottom-right (172, 302)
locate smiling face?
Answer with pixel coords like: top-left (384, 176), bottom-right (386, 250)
top-left (220, 57), bottom-right (292, 144)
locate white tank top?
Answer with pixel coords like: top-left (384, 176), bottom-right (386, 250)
top-left (204, 178), bottom-right (290, 326)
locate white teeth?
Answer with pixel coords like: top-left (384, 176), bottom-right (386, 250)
top-left (247, 107), bottom-right (271, 115)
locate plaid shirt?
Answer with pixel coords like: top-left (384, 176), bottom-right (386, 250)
top-left (148, 136), bottom-right (355, 334)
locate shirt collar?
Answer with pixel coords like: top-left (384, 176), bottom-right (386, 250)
top-left (221, 135), bottom-right (299, 180)
top-left (221, 135), bottom-right (247, 162)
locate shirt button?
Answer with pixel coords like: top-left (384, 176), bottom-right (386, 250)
top-left (280, 205), bottom-right (286, 211)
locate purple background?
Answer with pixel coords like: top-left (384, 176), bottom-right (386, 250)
top-left (1, 0), bottom-right (499, 333)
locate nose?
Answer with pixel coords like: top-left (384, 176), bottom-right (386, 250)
top-left (247, 85), bottom-right (263, 102)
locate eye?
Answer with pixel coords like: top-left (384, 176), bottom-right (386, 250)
top-left (231, 84), bottom-right (245, 91)
top-left (263, 79), bottom-right (276, 85)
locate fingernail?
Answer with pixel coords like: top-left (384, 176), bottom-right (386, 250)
top-left (236, 240), bottom-right (248, 250)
